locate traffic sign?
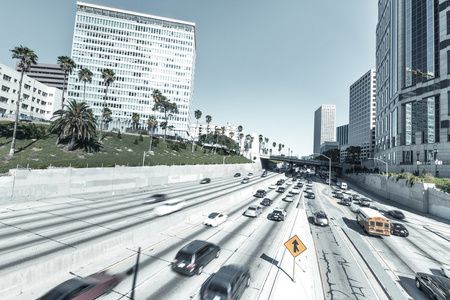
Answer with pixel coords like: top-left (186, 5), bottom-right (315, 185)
top-left (284, 235), bottom-right (306, 258)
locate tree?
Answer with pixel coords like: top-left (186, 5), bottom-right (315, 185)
top-left (345, 146), bottom-right (361, 164)
top-left (57, 56), bottom-right (75, 109)
top-left (131, 112), bottom-right (140, 132)
top-left (258, 134), bottom-right (263, 154)
top-left (50, 100), bottom-right (97, 151)
top-left (264, 137), bottom-right (269, 154)
top-left (78, 68), bottom-right (93, 103)
top-left (237, 125), bottom-right (243, 155)
top-left (98, 69), bottom-right (115, 142)
top-left (147, 115), bottom-right (158, 152)
top-left (102, 107), bottom-right (112, 130)
top-left (192, 109), bottom-right (202, 152)
top-left (151, 89), bottom-right (178, 142)
top-left (9, 46), bottom-right (38, 158)
top-left (205, 115), bottom-right (212, 134)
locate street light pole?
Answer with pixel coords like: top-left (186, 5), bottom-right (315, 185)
top-left (313, 153), bottom-right (331, 195)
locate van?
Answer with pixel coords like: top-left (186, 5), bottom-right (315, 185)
top-left (340, 182), bottom-right (347, 190)
top-left (172, 240), bottom-right (221, 276)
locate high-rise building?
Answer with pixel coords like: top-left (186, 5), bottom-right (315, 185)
top-left (0, 62), bottom-right (63, 122)
top-left (336, 124), bottom-right (349, 148)
top-left (349, 69), bottom-right (376, 160)
top-left (16, 63), bottom-right (66, 91)
top-left (313, 105), bottom-right (336, 154)
top-left (376, 0), bottom-right (449, 176)
top-left (68, 2), bottom-right (196, 138)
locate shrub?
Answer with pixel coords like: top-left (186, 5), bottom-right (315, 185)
top-left (413, 169), bottom-right (419, 176)
top-left (117, 131), bottom-right (122, 139)
top-left (139, 134), bottom-right (143, 141)
top-left (37, 164), bottom-right (48, 169)
top-left (134, 137), bottom-right (138, 145)
top-left (422, 168), bottom-right (427, 176)
top-left (400, 167), bottom-right (405, 173)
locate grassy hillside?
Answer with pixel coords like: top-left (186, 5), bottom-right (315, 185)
top-left (0, 121), bottom-right (252, 173)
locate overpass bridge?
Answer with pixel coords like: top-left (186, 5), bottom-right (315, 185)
top-left (259, 155), bottom-right (343, 175)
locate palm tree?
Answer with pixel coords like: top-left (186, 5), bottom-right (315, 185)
top-left (192, 109), bottom-right (202, 152)
top-left (98, 69), bottom-right (115, 142)
top-left (57, 56), bottom-right (75, 109)
top-left (78, 68), bottom-right (93, 103)
top-left (272, 142), bottom-right (276, 155)
top-left (205, 115), bottom-right (212, 134)
top-left (9, 46), bottom-right (38, 158)
top-left (239, 133), bottom-right (244, 156)
top-left (258, 134), bottom-right (263, 154)
top-left (131, 112), bottom-right (140, 132)
top-left (264, 137), bottom-right (269, 154)
top-left (50, 99), bottom-right (96, 151)
top-left (214, 127), bottom-right (221, 154)
top-left (148, 115), bottom-right (158, 152)
top-left (152, 89), bottom-right (178, 142)
top-left (245, 134), bottom-right (251, 156)
top-left (102, 107), bottom-right (112, 130)
top-left (237, 125), bottom-right (243, 155)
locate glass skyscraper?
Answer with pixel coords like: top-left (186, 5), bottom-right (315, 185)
top-left (313, 105), bottom-right (336, 154)
top-left (68, 2), bottom-right (196, 138)
top-left (376, 0), bottom-right (449, 176)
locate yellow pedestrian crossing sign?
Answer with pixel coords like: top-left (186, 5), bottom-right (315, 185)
top-left (284, 235), bottom-right (306, 258)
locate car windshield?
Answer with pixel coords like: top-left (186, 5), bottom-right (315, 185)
top-left (175, 252), bottom-right (192, 262)
top-left (208, 213), bottom-right (219, 219)
top-left (317, 213), bottom-right (326, 218)
top-left (248, 207), bottom-right (256, 211)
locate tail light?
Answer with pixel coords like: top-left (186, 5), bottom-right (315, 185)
top-left (186, 264), bottom-right (196, 271)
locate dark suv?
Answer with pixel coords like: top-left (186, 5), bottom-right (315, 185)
top-left (172, 240), bottom-right (220, 276)
top-left (254, 189), bottom-right (267, 198)
top-left (200, 265), bottom-right (250, 300)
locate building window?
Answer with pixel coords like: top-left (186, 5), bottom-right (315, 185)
top-left (2, 74), bottom-right (12, 82)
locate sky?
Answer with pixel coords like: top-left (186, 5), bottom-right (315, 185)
top-left (0, 0), bottom-right (378, 157)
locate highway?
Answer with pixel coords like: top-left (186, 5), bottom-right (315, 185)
top-left (1, 170), bottom-right (449, 299)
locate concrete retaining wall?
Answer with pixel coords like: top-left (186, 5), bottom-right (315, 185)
top-left (0, 163), bottom-right (258, 203)
top-left (343, 173), bottom-right (450, 221)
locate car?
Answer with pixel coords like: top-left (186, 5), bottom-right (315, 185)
top-left (415, 272), bottom-right (450, 299)
top-left (254, 189), bottom-right (267, 198)
top-left (389, 210), bottom-right (405, 219)
top-left (441, 264), bottom-right (450, 278)
top-left (200, 265), bottom-right (250, 300)
top-left (314, 211), bottom-right (329, 226)
top-left (260, 198), bottom-right (273, 206)
top-left (247, 173), bottom-right (253, 177)
top-left (390, 223), bottom-right (409, 237)
top-left (360, 198), bottom-right (371, 207)
top-left (276, 179), bottom-right (284, 185)
top-left (267, 208), bottom-right (287, 221)
top-left (204, 212), bottom-right (227, 227)
top-left (172, 240), bottom-right (220, 276)
top-left (305, 192), bottom-right (315, 199)
top-left (234, 173), bottom-right (241, 177)
top-left (306, 183), bottom-right (312, 188)
top-left (241, 177), bottom-right (250, 184)
top-left (276, 186), bottom-right (286, 193)
top-left (37, 271), bottom-right (122, 300)
top-left (268, 184), bottom-right (277, 189)
top-left (283, 194), bottom-right (294, 202)
top-left (154, 200), bottom-right (185, 216)
top-left (335, 192), bottom-right (344, 200)
top-left (369, 205), bottom-right (379, 211)
top-left (144, 193), bottom-right (167, 204)
top-left (244, 205), bottom-right (262, 217)
top-left (286, 180), bottom-right (292, 185)
top-left (200, 178), bottom-right (211, 184)
top-left (297, 182), bottom-right (304, 188)
top-left (305, 187), bottom-right (313, 193)
top-left (339, 199), bottom-right (351, 206)
top-left (291, 187), bottom-right (300, 194)
top-left (333, 189), bottom-right (342, 195)
top-left (352, 194), bottom-right (360, 201)
top-left (261, 171), bottom-right (268, 177)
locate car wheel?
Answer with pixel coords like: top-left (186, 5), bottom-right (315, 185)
top-left (197, 265), bottom-right (204, 275)
top-left (246, 276), bottom-right (251, 287)
top-left (216, 249), bottom-right (221, 258)
top-left (415, 278), bottom-right (421, 289)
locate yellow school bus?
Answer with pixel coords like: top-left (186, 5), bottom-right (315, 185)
top-left (357, 207), bottom-right (391, 236)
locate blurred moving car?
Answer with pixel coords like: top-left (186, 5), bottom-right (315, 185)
top-left (360, 198), bottom-right (371, 207)
top-left (390, 223), bottom-right (409, 237)
top-left (283, 194), bottom-right (294, 202)
top-left (247, 173), bottom-right (253, 177)
top-left (305, 192), bottom-right (315, 199)
top-left (254, 189), bottom-right (267, 198)
top-left (234, 173), bottom-right (241, 177)
top-left (314, 211), bottom-right (329, 226)
top-left (441, 264), bottom-right (450, 278)
top-left (200, 178), bottom-right (211, 184)
top-left (204, 212), bottom-right (227, 227)
top-left (352, 194), bottom-right (360, 201)
top-left (260, 198), bottom-right (273, 206)
top-left (415, 272), bottom-right (450, 299)
top-left (276, 186), bottom-right (285, 193)
top-left (37, 271), bottom-right (122, 300)
top-left (335, 192), bottom-right (344, 200)
top-left (267, 208), bottom-right (286, 221)
top-left (268, 184), bottom-right (277, 189)
top-left (339, 199), bottom-right (351, 206)
top-left (154, 200), bottom-right (185, 216)
top-left (388, 210), bottom-right (405, 219)
top-left (244, 205), bottom-right (262, 217)
top-left (144, 193), bottom-right (167, 204)
top-left (200, 265), bottom-right (250, 300)
top-left (172, 240), bottom-right (220, 276)
top-left (241, 177), bottom-right (250, 184)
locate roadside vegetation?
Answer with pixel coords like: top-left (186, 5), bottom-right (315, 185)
top-left (0, 121), bottom-right (252, 174)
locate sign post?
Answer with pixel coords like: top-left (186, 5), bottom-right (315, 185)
top-left (284, 235), bottom-right (307, 282)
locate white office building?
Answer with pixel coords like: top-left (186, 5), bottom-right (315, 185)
top-left (349, 69), bottom-right (376, 160)
top-left (313, 105), bottom-right (336, 154)
top-left (190, 121), bottom-right (239, 142)
top-left (68, 2), bottom-right (196, 138)
top-left (0, 62), bottom-right (63, 122)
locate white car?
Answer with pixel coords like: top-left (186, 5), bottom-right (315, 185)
top-left (305, 188), bottom-right (313, 193)
top-left (291, 187), bottom-right (300, 194)
top-left (244, 205), bottom-right (262, 217)
top-left (442, 263), bottom-right (450, 278)
top-left (286, 181), bottom-right (292, 185)
top-left (204, 212), bottom-right (227, 227)
top-left (283, 194), bottom-right (294, 202)
top-left (268, 184), bottom-right (277, 189)
top-left (154, 200), bottom-right (185, 216)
